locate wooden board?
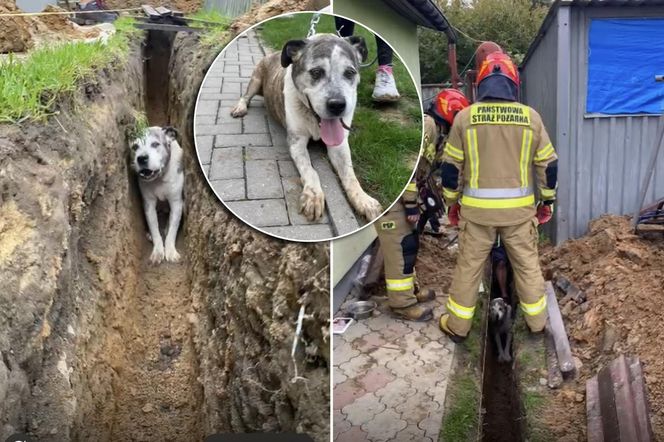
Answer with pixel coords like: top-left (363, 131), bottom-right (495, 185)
top-left (155, 6), bottom-right (172, 15)
top-left (545, 281), bottom-right (575, 375)
top-left (134, 23), bottom-right (202, 32)
top-left (141, 4), bottom-right (160, 18)
top-left (587, 375), bottom-right (605, 442)
top-left (545, 328), bottom-right (563, 389)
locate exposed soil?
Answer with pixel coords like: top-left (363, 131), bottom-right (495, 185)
top-left (0, 0), bottom-right (33, 52)
top-left (415, 228), bottom-right (457, 291)
top-left (536, 215), bottom-right (664, 441)
top-left (230, 0), bottom-right (329, 34)
top-left (104, 0), bottom-right (203, 13)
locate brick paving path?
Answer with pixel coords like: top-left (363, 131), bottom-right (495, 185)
top-left (194, 30), bottom-right (363, 241)
top-left (333, 295), bottom-right (455, 441)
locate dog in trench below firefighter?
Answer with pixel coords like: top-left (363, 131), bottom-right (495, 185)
top-left (489, 297), bottom-right (513, 363)
top-left (130, 126), bottom-right (184, 264)
top-left (230, 34), bottom-right (383, 221)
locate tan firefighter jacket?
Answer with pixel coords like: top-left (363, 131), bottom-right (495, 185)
top-left (439, 101), bottom-right (558, 226)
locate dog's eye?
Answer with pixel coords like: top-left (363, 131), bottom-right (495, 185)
top-left (131, 144), bottom-right (139, 151)
top-left (151, 141), bottom-right (160, 148)
top-left (344, 68), bottom-right (357, 79)
top-left (309, 68), bottom-right (324, 80)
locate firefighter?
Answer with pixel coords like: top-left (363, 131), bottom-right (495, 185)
top-left (438, 52), bottom-right (558, 342)
top-left (375, 89), bottom-right (469, 322)
top-left (419, 89), bottom-right (471, 235)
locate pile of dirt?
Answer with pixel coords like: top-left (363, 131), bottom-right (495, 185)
top-left (230, 0), bottom-right (328, 34)
top-left (537, 215), bottom-right (664, 440)
top-left (0, 0), bottom-right (33, 53)
top-left (416, 229), bottom-right (458, 292)
top-left (104, 0), bottom-right (202, 13)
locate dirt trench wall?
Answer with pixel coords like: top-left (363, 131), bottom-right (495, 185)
top-left (0, 45), bottom-right (145, 440)
top-left (167, 33), bottom-right (331, 441)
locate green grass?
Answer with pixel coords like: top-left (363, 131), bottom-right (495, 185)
top-left (258, 13), bottom-right (422, 207)
top-left (439, 373), bottom-right (480, 442)
top-left (188, 9), bottom-right (231, 47)
top-left (0, 16), bottom-right (138, 124)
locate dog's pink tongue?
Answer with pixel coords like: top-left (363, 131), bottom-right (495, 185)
top-left (319, 118), bottom-right (345, 147)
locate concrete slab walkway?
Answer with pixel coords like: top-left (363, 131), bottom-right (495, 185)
top-left (194, 30), bottom-right (364, 241)
top-left (333, 294), bottom-right (455, 441)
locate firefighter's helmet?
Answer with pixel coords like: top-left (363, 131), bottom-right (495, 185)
top-left (476, 52), bottom-right (520, 87)
top-left (427, 88), bottom-right (470, 127)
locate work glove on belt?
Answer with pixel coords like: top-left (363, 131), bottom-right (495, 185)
top-left (447, 203), bottom-right (460, 227)
top-left (536, 201), bottom-right (554, 225)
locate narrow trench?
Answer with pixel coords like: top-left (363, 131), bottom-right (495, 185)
top-left (108, 30), bottom-right (204, 441)
top-left (481, 264), bottom-right (525, 442)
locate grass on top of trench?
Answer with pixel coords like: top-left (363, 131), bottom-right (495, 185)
top-left (0, 16), bottom-right (139, 124)
top-left (257, 13), bottom-right (422, 207)
top-left (188, 9), bottom-right (231, 47)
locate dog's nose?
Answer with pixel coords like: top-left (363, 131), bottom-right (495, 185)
top-left (137, 155), bottom-right (148, 166)
top-left (326, 98), bottom-right (346, 116)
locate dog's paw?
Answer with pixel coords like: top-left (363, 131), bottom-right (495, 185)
top-left (498, 353), bottom-right (512, 363)
top-left (356, 194), bottom-right (383, 221)
top-left (230, 101), bottom-right (247, 118)
top-left (149, 244), bottom-right (165, 264)
top-left (164, 245), bottom-right (181, 263)
top-left (300, 185), bottom-right (325, 220)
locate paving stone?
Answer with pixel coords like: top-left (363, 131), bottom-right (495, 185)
top-left (380, 321), bottom-right (412, 342)
top-left (353, 331), bottom-right (387, 352)
top-left (412, 340), bottom-right (447, 366)
top-left (281, 177), bottom-right (330, 226)
top-left (356, 366), bottom-right (394, 394)
top-left (368, 346), bottom-right (403, 366)
top-left (215, 133), bottom-right (271, 148)
top-left (202, 164), bottom-right (210, 177)
top-left (418, 414), bottom-right (443, 442)
top-left (374, 378), bottom-right (417, 407)
top-left (390, 424), bottom-right (432, 442)
top-left (263, 224), bottom-right (334, 241)
top-left (245, 146), bottom-right (291, 161)
top-left (395, 392), bottom-right (435, 423)
top-left (336, 426), bottom-right (369, 442)
top-left (334, 380), bottom-right (365, 411)
top-left (246, 160), bottom-right (283, 199)
top-left (195, 115), bottom-right (215, 125)
top-left (338, 321), bottom-right (370, 343)
top-left (196, 100), bottom-right (218, 116)
top-left (242, 113), bottom-right (269, 133)
top-left (225, 199), bottom-right (288, 227)
top-left (338, 353), bottom-right (372, 379)
top-left (385, 355), bottom-right (424, 378)
top-left (209, 179), bottom-right (245, 201)
top-left (342, 393), bottom-right (385, 426)
top-left (333, 410), bottom-right (351, 439)
top-left (361, 408), bottom-right (407, 442)
top-left (278, 160), bottom-right (298, 177)
top-left (332, 340), bottom-right (359, 366)
top-left (365, 312), bottom-right (395, 332)
top-left (209, 147), bottom-right (243, 180)
top-left (196, 122), bottom-right (243, 136)
top-left (333, 366), bottom-right (347, 387)
top-left (196, 136), bottom-right (214, 165)
top-left (223, 81), bottom-right (242, 95)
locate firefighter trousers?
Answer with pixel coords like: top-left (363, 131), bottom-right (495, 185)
top-left (446, 217), bottom-right (548, 336)
top-left (375, 203), bottom-right (420, 309)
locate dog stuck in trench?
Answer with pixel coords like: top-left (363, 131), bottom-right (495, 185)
top-left (130, 126), bottom-right (184, 264)
top-left (489, 297), bottom-right (513, 363)
top-left (230, 34), bottom-right (383, 222)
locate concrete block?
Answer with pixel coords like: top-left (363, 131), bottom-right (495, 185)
top-left (209, 147), bottom-right (243, 180)
top-left (215, 133), bottom-right (271, 148)
top-left (222, 81), bottom-right (241, 95)
top-left (278, 160), bottom-right (298, 177)
top-left (245, 146), bottom-right (291, 161)
top-left (195, 136), bottom-right (214, 165)
top-left (226, 199), bottom-right (289, 227)
top-left (246, 160), bottom-right (283, 199)
top-left (195, 100), bottom-right (218, 116)
top-left (242, 114), bottom-right (269, 134)
top-left (195, 123), bottom-right (243, 136)
top-left (202, 77), bottom-right (222, 89)
top-left (209, 179), bottom-right (245, 201)
top-left (263, 224), bottom-right (334, 241)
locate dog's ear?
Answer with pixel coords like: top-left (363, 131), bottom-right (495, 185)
top-left (344, 36), bottom-right (368, 63)
top-left (281, 40), bottom-right (306, 67)
top-left (162, 126), bottom-right (178, 141)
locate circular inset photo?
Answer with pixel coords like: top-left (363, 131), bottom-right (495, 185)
top-left (194, 12), bottom-right (423, 241)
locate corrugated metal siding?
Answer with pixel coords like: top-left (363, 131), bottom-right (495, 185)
top-left (564, 5), bottom-right (664, 240)
top-left (522, 3), bottom-right (664, 243)
top-left (204, 0), bottom-right (266, 17)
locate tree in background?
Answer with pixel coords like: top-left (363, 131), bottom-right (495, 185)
top-left (419, 0), bottom-right (549, 84)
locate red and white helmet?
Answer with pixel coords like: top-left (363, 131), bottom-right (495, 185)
top-left (427, 88), bottom-right (470, 127)
top-left (476, 52), bottom-right (520, 87)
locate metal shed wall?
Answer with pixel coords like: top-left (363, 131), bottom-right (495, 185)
top-left (523, 3), bottom-right (664, 243)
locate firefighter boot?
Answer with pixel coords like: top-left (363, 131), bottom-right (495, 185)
top-left (439, 313), bottom-right (467, 343)
top-left (392, 304), bottom-right (433, 322)
top-left (414, 281), bottom-right (437, 303)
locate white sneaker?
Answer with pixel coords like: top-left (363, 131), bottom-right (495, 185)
top-left (372, 67), bottom-right (400, 102)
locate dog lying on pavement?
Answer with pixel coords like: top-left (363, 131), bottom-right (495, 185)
top-left (130, 126), bottom-right (184, 264)
top-left (231, 34), bottom-right (383, 222)
top-left (489, 297), bottom-right (513, 363)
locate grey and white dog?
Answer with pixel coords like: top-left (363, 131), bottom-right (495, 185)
top-left (130, 126), bottom-right (184, 264)
top-left (231, 34), bottom-right (383, 222)
top-left (489, 297), bottom-right (513, 363)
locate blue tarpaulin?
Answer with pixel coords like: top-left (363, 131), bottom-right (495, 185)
top-left (587, 18), bottom-right (664, 115)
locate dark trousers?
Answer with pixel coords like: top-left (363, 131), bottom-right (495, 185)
top-left (334, 17), bottom-right (393, 66)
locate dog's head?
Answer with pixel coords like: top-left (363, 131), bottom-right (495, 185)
top-left (281, 34), bottom-right (367, 146)
top-left (130, 126), bottom-right (178, 182)
top-left (489, 297), bottom-right (509, 323)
